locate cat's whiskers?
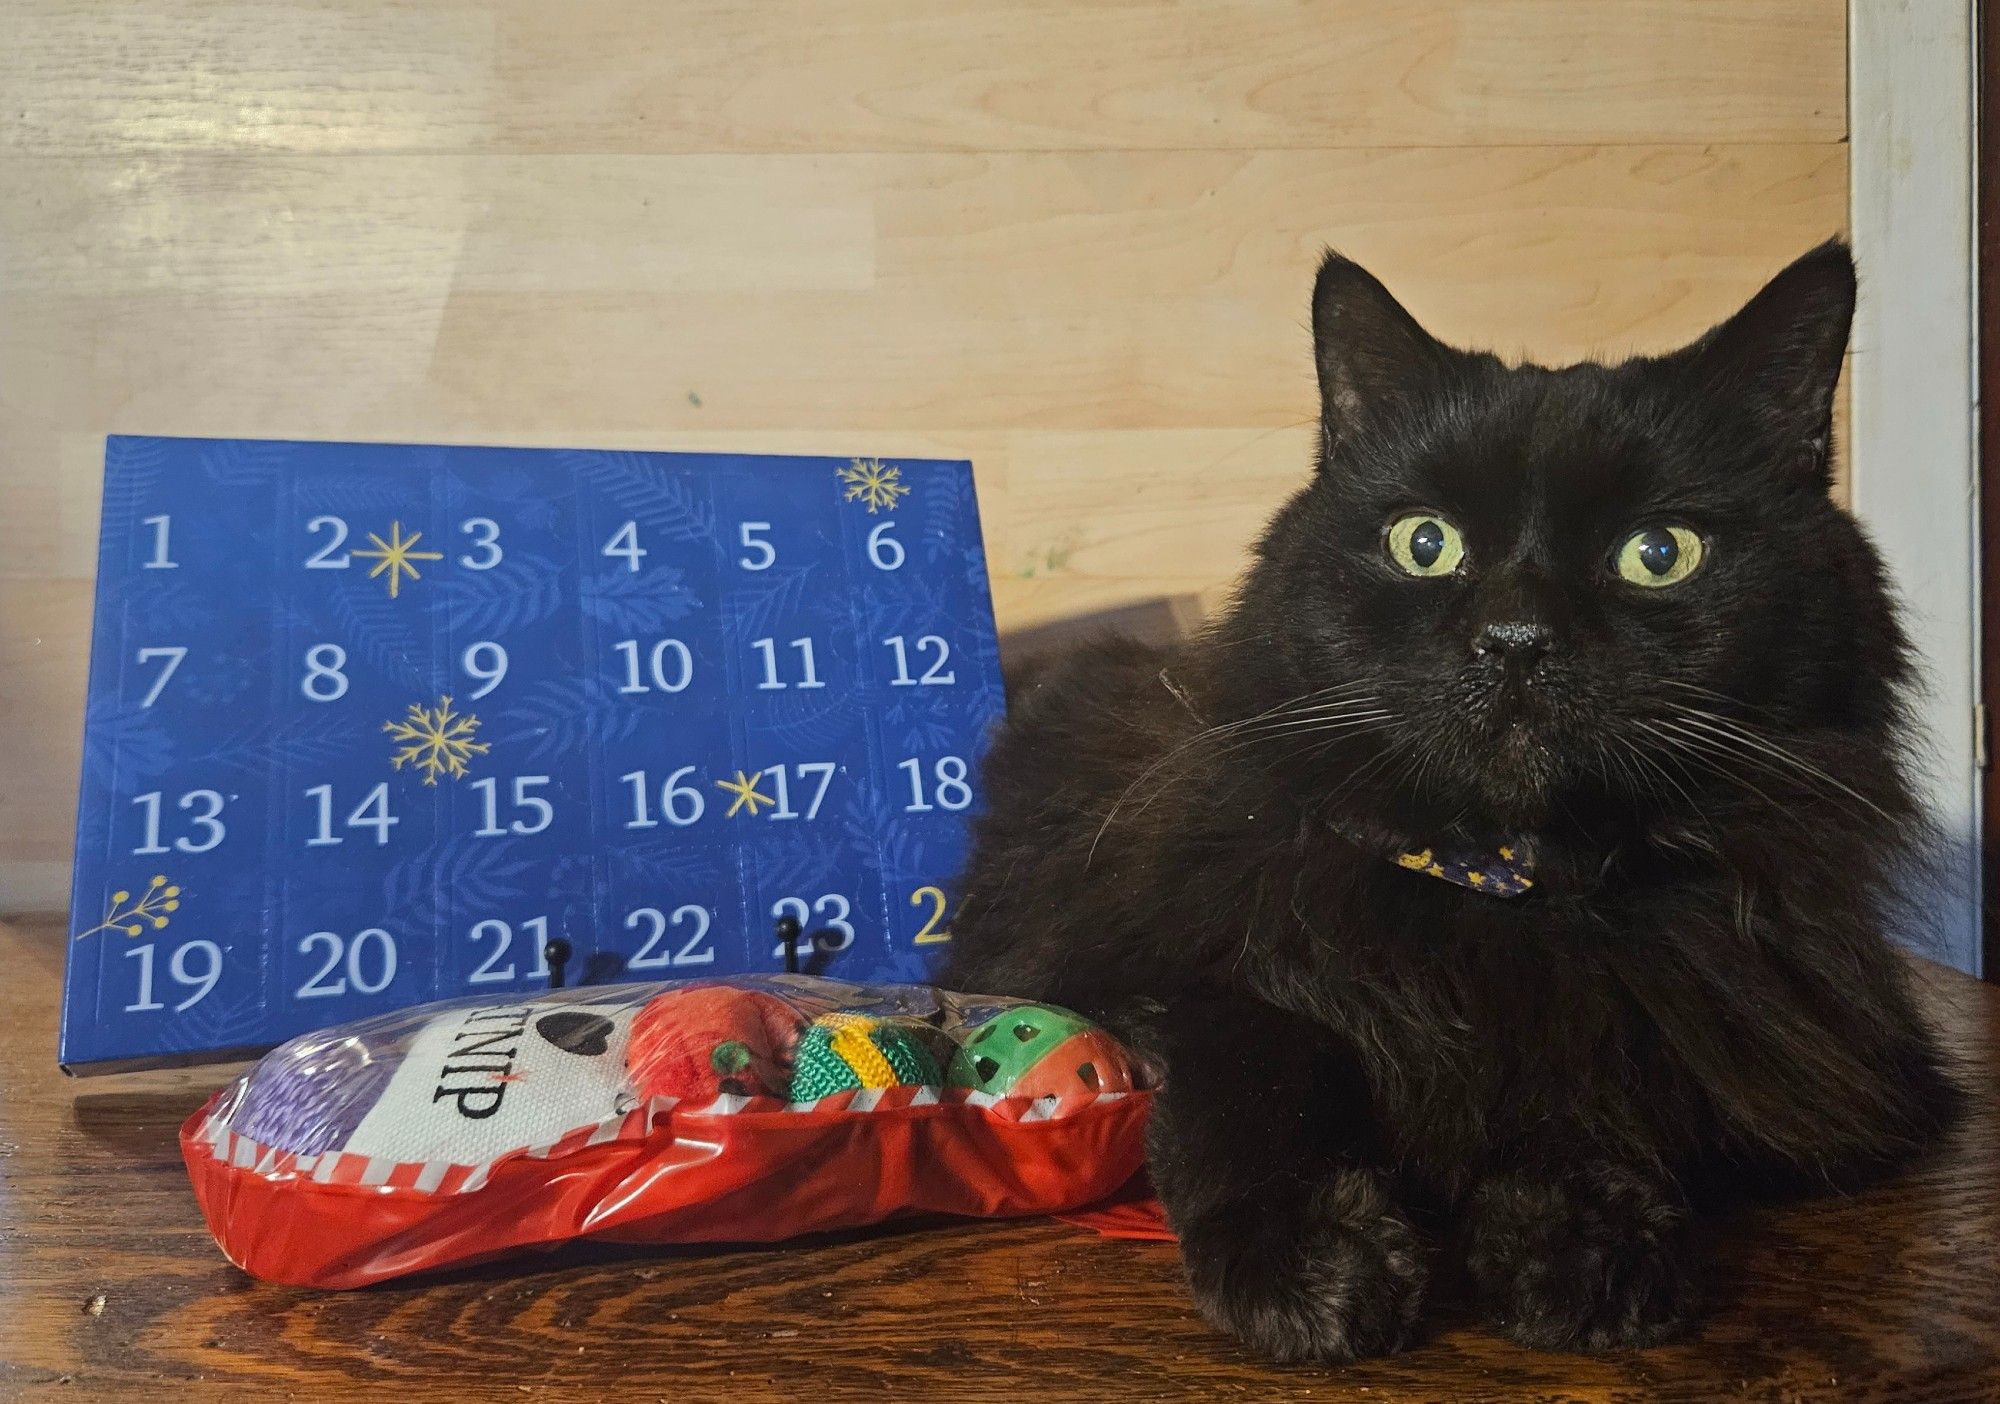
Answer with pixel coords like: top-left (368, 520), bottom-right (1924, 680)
top-left (1126, 710), bottom-right (1397, 816)
top-left (1308, 726), bottom-right (1414, 817)
top-left (1647, 717), bottom-right (1890, 832)
top-left (1635, 720), bottom-right (1837, 834)
top-left (1085, 682), bottom-right (1389, 866)
top-left (1660, 708), bottom-right (1897, 825)
top-left (1601, 729), bottom-right (1701, 816)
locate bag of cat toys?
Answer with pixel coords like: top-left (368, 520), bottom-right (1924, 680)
top-left (181, 975), bottom-right (1153, 1287)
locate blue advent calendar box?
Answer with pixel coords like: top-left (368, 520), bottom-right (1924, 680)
top-left (62, 437), bottom-right (1005, 1070)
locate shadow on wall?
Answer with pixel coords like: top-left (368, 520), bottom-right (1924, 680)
top-left (996, 595), bottom-right (1207, 698)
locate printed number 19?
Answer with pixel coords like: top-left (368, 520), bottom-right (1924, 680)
top-left (124, 940), bottom-right (221, 1012)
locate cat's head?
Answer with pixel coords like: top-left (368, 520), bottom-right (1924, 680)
top-left (1225, 242), bottom-right (1912, 839)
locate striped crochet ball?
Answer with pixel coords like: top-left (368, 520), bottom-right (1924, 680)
top-left (786, 1012), bottom-right (941, 1103)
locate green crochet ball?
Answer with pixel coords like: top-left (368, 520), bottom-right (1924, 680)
top-left (786, 1014), bottom-right (942, 1102)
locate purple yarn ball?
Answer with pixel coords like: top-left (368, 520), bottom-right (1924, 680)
top-left (234, 1027), bottom-right (398, 1155)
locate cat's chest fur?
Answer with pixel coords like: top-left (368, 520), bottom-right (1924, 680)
top-left (1239, 874), bottom-right (1721, 1182)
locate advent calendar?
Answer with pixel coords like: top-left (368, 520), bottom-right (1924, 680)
top-left (62, 437), bottom-right (1005, 1070)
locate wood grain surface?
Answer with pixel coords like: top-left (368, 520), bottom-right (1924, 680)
top-left (1, 914), bottom-right (1996, 1403)
top-left (2, 1), bottom-right (1844, 155)
top-left (0, 1), bottom-right (1851, 909)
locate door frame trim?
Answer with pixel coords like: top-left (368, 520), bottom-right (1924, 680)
top-left (1849, 0), bottom-right (1983, 974)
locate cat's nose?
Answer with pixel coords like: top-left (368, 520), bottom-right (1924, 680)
top-left (1472, 620), bottom-right (1554, 667)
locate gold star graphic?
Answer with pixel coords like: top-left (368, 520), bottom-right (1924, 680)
top-left (714, 769), bottom-right (774, 818)
top-left (351, 520), bottom-right (444, 599)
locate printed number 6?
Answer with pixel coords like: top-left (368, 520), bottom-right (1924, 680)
top-left (866, 521), bottom-right (904, 571)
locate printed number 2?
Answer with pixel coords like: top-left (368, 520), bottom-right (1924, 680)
top-left (910, 886), bottom-right (953, 944)
top-left (304, 516), bottom-right (350, 568)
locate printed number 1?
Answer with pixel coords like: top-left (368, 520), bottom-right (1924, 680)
top-left (141, 515), bottom-right (177, 569)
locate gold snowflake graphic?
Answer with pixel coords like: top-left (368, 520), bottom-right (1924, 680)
top-left (352, 520), bottom-right (444, 599)
top-left (385, 694), bottom-right (491, 784)
top-left (76, 874), bottom-right (182, 940)
top-left (714, 769), bottom-right (774, 818)
top-left (836, 457), bottom-right (910, 513)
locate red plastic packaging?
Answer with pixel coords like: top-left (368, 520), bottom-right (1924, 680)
top-left (181, 975), bottom-right (1154, 1287)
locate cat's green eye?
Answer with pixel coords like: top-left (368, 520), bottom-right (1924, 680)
top-left (1385, 514), bottom-right (1465, 578)
top-left (1613, 525), bottom-right (1705, 588)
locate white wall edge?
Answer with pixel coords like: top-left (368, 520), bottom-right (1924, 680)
top-left (1848, 0), bottom-right (1983, 974)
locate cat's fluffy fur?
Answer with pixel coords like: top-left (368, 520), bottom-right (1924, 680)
top-left (943, 243), bottom-right (1960, 1361)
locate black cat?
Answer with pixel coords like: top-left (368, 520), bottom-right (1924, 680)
top-left (943, 243), bottom-right (1961, 1362)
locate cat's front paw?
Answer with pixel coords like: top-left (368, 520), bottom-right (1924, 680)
top-left (1178, 1167), bottom-right (1427, 1363)
top-left (1466, 1162), bottom-right (1696, 1352)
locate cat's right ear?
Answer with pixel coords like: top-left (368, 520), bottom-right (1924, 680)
top-left (1312, 251), bottom-right (1450, 458)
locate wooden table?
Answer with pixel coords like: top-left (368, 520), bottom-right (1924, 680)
top-left (3, 915), bottom-right (1996, 1402)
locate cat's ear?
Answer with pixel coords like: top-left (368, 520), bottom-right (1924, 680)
top-left (1678, 239), bottom-right (1855, 485)
top-left (1311, 251), bottom-right (1451, 455)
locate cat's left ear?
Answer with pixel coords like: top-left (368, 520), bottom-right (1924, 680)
top-left (1311, 251), bottom-right (1453, 458)
top-left (1677, 239), bottom-right (1855, 486)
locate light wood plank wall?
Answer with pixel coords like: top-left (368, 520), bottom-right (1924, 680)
top-left (0, 0), bottom-right (1849, 910)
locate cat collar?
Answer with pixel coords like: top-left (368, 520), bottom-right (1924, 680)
top-left (1391, 842), bottom-right (1535, 897)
